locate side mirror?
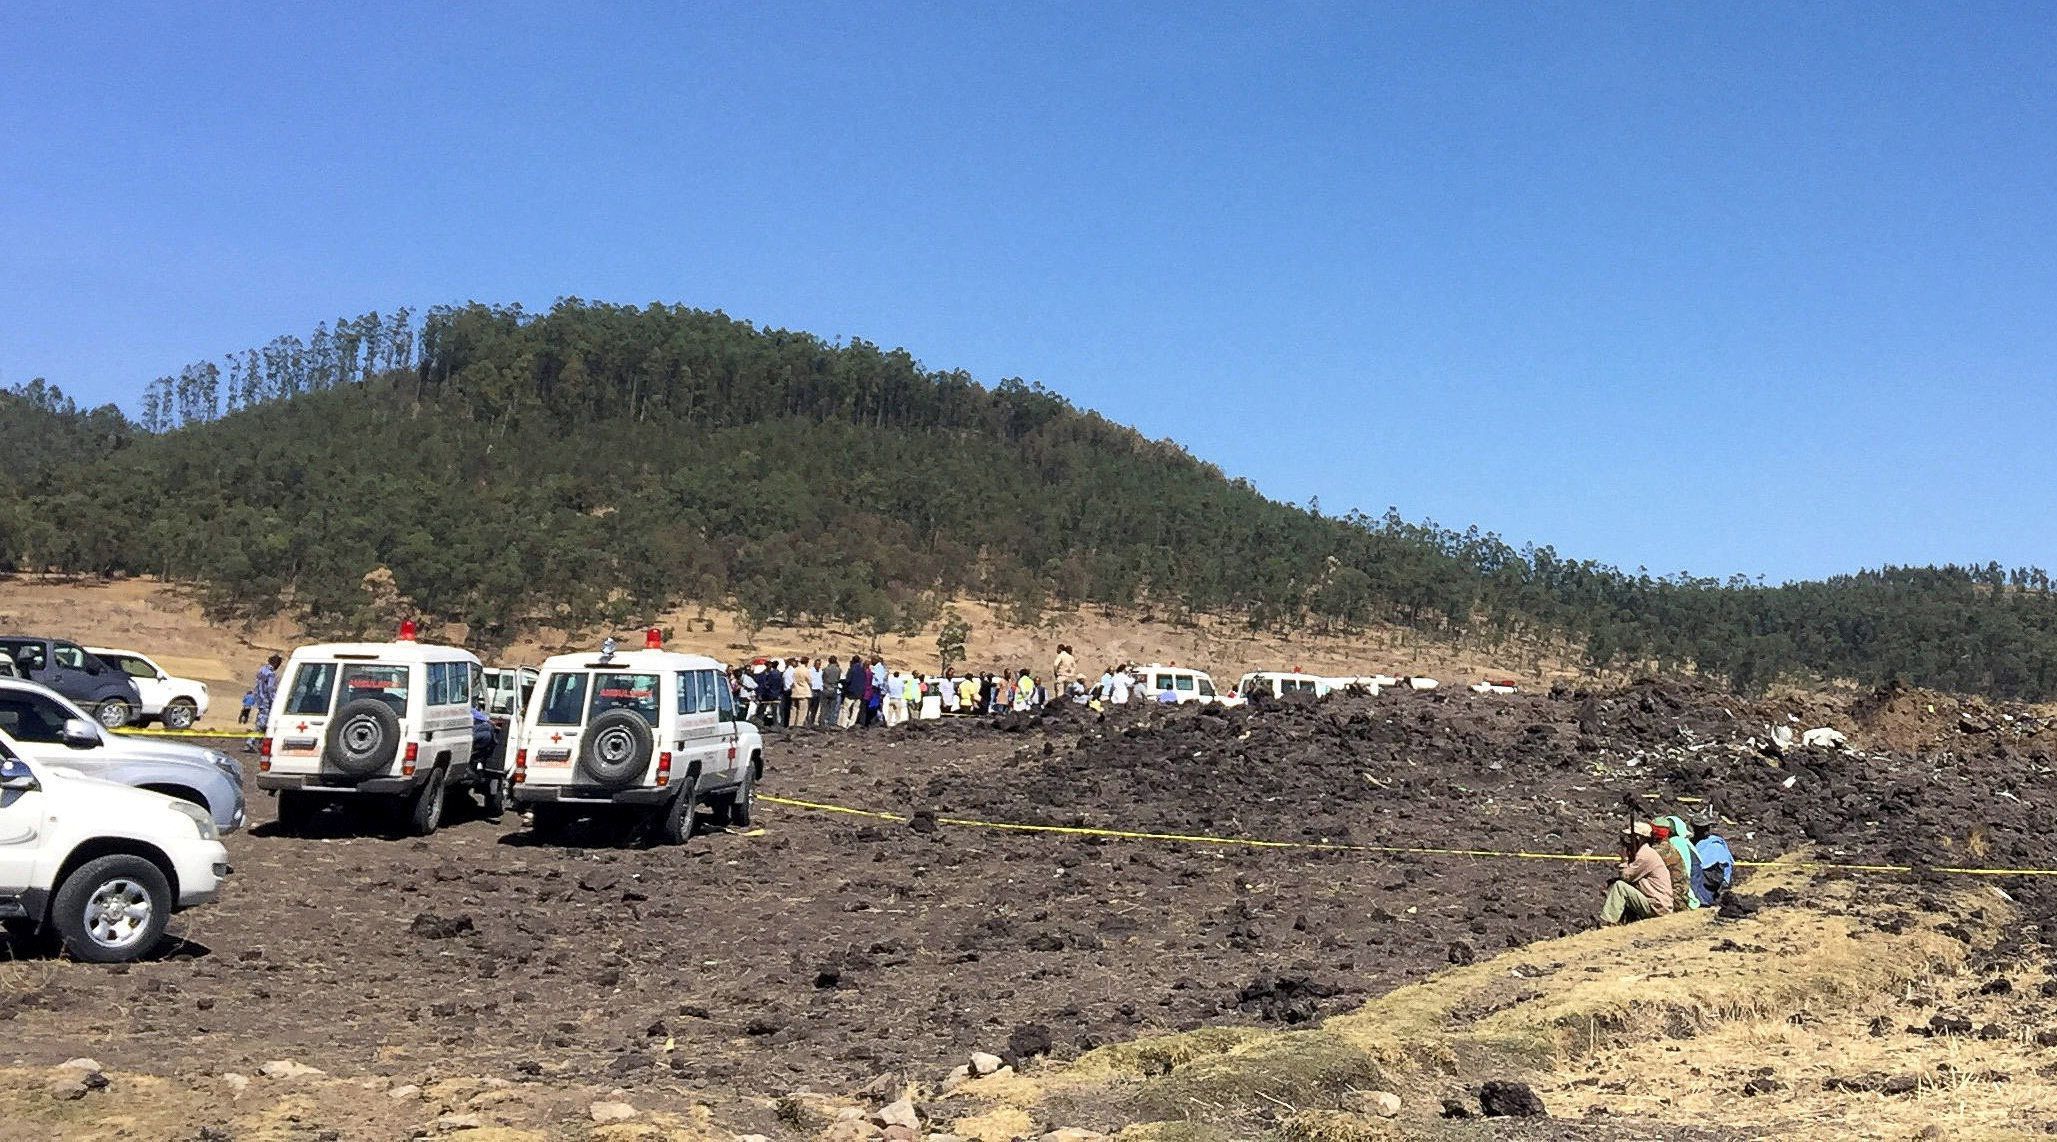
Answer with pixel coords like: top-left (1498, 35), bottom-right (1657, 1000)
top-left (61, 718), bottom-right (101, 748)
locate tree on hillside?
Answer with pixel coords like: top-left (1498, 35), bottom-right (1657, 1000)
top-left (937, 607), bottom-right (970, 674)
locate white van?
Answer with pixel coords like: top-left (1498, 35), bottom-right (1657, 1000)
top-left (255, 624), bottom-right (493, 836)
top-left (510, 632), bottom-right (763, 845)
top-left (1133, 664), bottom-right (1223, 705)
top-left (1236, 671), bottom-right (1335, 701)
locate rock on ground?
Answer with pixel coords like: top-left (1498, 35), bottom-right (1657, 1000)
top-left (1478, 1079), bottom-right (1545, 1118)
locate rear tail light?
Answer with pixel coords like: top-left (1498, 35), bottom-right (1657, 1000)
top-left (655, 751), bottom-right (672, 786)
top-left (402, 741), bottom-right (418, 776)
top-left (513, 748), bottom-right (527, 785)
top-left (259, 737), bottom-right (273, 757)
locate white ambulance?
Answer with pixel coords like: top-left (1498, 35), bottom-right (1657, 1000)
top-left (509, 630), bottom-right (762, 845)
top-left (255, 622), bottom-right (494, 836)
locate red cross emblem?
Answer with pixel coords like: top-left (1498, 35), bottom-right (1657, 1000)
top-left (550, 733), bottom-right (563, 744)
top-left (295, 722), bottom-right (309, 732)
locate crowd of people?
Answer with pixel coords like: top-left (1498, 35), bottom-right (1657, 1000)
top-left (726, 645), bottom-right (1173, 728)
top-left (1599, 805), bottom-right (1736, 923)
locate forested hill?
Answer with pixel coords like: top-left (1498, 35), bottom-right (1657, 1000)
top-left (3, 300), bottom-right (2055, 698)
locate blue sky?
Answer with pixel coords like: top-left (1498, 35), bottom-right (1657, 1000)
top-left (4, 3), bottom-right (2053, 583)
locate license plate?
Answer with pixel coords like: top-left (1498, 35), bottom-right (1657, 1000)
top-left (284, 738), bottom-right (318, 754)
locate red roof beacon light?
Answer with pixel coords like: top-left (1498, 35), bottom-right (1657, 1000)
top-left (398, 619), bottom-right (418, 642)
top-left (645, 627), bottom-right (663, 650)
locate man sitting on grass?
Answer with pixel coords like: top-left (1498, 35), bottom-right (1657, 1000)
top-left (1600, 822), bottom-right (1673, 925)
top-left (1689, 805), bottom-right (1734, 900)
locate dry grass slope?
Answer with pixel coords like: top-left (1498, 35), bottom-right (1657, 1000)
top-left (940, 861), bottom-right (2009, 1140)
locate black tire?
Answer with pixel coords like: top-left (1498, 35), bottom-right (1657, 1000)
top-left (729, 769), bottom-right (755, 829)
top-left (661, 781), bottom-right (698, 845)
top-left (51, 854), bottom-right (172, 964)
top-left (94, 699), bottom-right (133, 730)
top-left (578, 710), bottom-right (653, 790)
top-left (324, 698), bottom-right (402, 777)
top-left (161, 700), bottom-right (198, 731)
top-left (407, 767), bottom-right (447, 836)
top-left (275, 790), bottom-right (320, 833)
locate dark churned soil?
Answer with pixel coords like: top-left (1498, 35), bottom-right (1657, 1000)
top-left (0, 679), bottom-right (2047, 1132)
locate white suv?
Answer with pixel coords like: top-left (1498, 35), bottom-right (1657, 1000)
top-left (1133, 664), bottom-right (1224, 705)
top-left (255, 628), bottom-right (497, 836)
top-left (0, 730), bottom-right (230, 962)
top-left (511, 633), bottom-right (762, 844)
top-left (87, 647), bottom-right (212, 730)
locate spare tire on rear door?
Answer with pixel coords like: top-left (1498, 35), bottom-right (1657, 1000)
top-left (578, 710), bottom-right (653, 789)
top-left (324, 698), bottom-right (402, 776)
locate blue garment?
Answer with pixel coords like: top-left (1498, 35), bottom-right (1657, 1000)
top-left (1695, 834), bottom-right (1735, 896)
top-left (251, 663), bottom-right (280, 715)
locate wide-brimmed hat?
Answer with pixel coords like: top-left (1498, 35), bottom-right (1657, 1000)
top-left (1686, 805), bottom-right (1718, 828)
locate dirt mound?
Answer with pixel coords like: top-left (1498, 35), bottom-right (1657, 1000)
top-left (901, 679), bottom-right (2057, 911)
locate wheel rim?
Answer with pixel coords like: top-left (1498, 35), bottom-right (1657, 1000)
top-left (341, 715), bottom-right (383, 753)
top-left (165, 705), bottom-right (194, 729)
top-left (594, 726), bottom-right (636, 766)
top-left (84, 878), bottom-right (153, 949)
top-left (96, 703), bottom-right (128, 729)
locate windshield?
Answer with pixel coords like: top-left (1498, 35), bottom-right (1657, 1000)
top-left (283, 663), bottom-right (339, 716)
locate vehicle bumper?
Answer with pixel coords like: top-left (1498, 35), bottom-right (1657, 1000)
top-left (173, 841), bottom-right (232, 908)
top-left (512, 783), bottom-right (674, 806)
top-left (257, 771), bottom-right (424, 795)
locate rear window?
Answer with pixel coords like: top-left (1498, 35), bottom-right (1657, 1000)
top-left (283, 663), bottom-right (339, 716)
top-left (1153, 674), bottom-right (1174, 690)
top-left (342, 664), bottom-right (410, 714)
top-left (536, 673), bottom-right (589, 726)
top-left (593, 673), bottom-right (660, 724)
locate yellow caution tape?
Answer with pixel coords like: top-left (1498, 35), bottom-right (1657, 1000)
top-left (112, 727), bottom-right (242, 738)
top-left (758, 794), bottom-right (2057, 879)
